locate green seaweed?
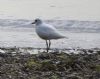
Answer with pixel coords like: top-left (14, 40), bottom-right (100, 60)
top-left (94, 65), bottom-right (100, 72)
top-left (25, 59), bottom-right (41, 71)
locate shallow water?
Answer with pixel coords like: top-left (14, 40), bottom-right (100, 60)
top-left (0, 28), bottom-right (100, 49)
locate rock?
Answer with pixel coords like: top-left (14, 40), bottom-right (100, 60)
top-left (0, 47), bottom-right (100, 79)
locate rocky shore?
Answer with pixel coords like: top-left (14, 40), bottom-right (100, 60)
top-left (0, 47), bottom-right (100, 79)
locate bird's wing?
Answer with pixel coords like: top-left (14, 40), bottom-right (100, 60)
top-left (38, 24), bottom-right (65, 39)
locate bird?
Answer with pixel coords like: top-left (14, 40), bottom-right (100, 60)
top-left (31, 18), bottom-right (67, 52)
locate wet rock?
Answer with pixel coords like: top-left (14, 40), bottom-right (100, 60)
top-left (0, 47), bottom-right (100, 79)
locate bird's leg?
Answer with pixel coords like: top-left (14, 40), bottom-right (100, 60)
top-left (46, 40), bottom-right (49, 52)
top-left (48, 40), bottom-right (52, 59)
top-left (49, 40), bottom-right (51, 50)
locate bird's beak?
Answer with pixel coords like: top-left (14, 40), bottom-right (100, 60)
top-left (31, 22), bottom-right (35, 24)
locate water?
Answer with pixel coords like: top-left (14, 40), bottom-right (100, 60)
top-left (0, 0), bottom-right (100, 20)
top-left (0, 19), bottom-right (100, 49)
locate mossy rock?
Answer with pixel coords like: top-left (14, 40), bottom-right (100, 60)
top-left (51, 74), bottom-right (60, 79)
top-left (57, 54), bottom-right (68, 60)
top-left (94, 65), bottom-right (100, 72)
top-left (40, 60), bottom-right (57, 71)
top-left (25, 59), bottom-right (41, 71)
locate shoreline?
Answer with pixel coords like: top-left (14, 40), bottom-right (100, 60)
top-left (0, 47), bottom-right (100, 54)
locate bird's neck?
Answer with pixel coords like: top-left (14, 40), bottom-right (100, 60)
top-left (37, 22), bottom-right (46, 26)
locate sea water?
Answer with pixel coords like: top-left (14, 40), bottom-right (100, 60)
top-left (0, 19), bottom-right (100, 49)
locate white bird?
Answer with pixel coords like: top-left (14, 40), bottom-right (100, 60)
top-left (32, 18), bottom-right (66, 52)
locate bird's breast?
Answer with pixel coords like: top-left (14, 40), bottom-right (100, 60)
top-left (35, 27), bottom-right (49, 39)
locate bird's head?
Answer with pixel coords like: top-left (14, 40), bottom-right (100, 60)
top-left (32, 18), bottom-right (42, 25)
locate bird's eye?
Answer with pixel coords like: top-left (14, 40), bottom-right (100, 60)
top-left (35, 19), bottom-right (38, 22)
top-left (35, 20), bottom-right (37, 22)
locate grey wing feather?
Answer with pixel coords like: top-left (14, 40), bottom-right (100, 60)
top-left (38, 24), bottom-right (65, 39)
